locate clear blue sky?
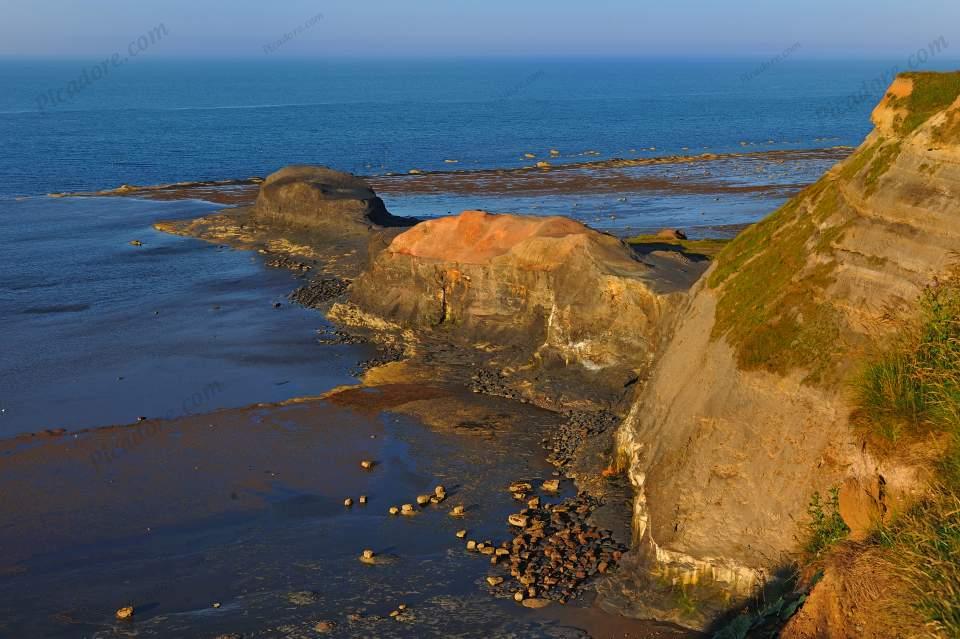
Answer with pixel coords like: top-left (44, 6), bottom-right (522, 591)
top-left (1, 0), bottom-right (957, 58)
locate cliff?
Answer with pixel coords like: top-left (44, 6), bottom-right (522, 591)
top-left (343, 210), bottom-right (708, 408)
top-left (607, 72), bottom-right (960, 628)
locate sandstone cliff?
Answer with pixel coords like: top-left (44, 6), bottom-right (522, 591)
top-left (608, 72), bottom-right (960, 621)
top-left (343, 210), bottom-right (707, 408)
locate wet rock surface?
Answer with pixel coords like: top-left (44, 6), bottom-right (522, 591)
top-left (351, 344), bottom-right (406, 376)
top-left (289, 277), bottom-right (351, 309)
top-left (544, 410), bottom-right (620, 469)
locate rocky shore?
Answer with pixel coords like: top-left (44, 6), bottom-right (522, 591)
top-left (145, 74), bottom-right (960, 637)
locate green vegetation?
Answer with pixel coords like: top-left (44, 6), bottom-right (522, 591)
top-left (857, 266), bottom-right (960, 635)
top-left (863, 142), bottom-right (902, 197)
top-left (713, 591), bottom-right (812, 639)
top-left (933, 108), bottom-right (960, 145)
top-left (707, 181), bottom-right (849, 384)
top-left (888, 71), bottom-right (960, 136)
top-left (855, 265), bottom-right (960, 447)
top-left (805, 487), bottom-right (850, 556)
top-left (875, 492), bottom-right (960, 635)
top-left (625, 235), bottom-right (729, 259)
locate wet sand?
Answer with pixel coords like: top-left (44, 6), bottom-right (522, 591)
top-left (0, 383), bottom-right (700, 638)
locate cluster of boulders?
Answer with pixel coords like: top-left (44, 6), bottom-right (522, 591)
top-left (465, 490), bottom-right (626, 606)
top-left (352, 343), bottom-right (406, 376)
top-left (469, 368), bottom-right (522, 401)
top-left (289, 277), bottom-right (350, 309)
top-left (315, 327), bottom-right (366, 345)
top-left (263, 253), bottom-right (314, 272)
top-left (543, 410), bottom-right (620, 468)
top-left (387, 486), bottom-right (462, 517)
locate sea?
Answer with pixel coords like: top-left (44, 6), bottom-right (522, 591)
top-left (0, 57), bottom-right (958, 637)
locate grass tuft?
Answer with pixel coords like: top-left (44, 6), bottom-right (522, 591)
top-left (805, 487), bottom-right (850, 556)
top-left (857, 263), bottom-right (960, 635)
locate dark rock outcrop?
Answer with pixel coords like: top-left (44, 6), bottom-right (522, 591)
top-left (253, 165), bottom-right (414, 234)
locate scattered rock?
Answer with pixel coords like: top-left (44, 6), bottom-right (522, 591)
top-left (287, 591), bottom-right (320, 606)
top-left (486, 576), bottom-right (504, 586)
top-left (115, 606), bottom-right (134, 620)
top-left (389, 506), bottom-right (400, 515)
top-left (466, 540), bottom-right (477, 551)
top-left (344, 498), bottom-right (353, 507)
top-left (313, 620), bottom-right (336, 633)
top-left (456, 529), bottom-right (467, 539)
top-left (129, 240), bottom-right (143, 247)
top-left (450, 505), bottom-right (465, 517)
top-left (536, 161), bottom-right (551, 169)
top-left (360, 460), bottom-right (375, 470)
top-left (509, 482), bottom-right (533, 493)
top-left (541, 479), bottom-right (560, 493)
top-left (416, 494), bottom-right (431, 506)
top-left (359, 495), bottom-right (368, 505)
top-left (508, 514), bottom-right (529, 528)
top-left (401, 504), bottom-right (416, 516)
top-left (359, 549), bottom-right (376, 564)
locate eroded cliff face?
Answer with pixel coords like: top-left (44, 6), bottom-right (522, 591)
top-left (342, 210), bottom-right (706, 408)
top-left (610, 72), bottom-right (960, 609)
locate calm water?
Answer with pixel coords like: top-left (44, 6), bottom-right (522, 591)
top-left (1, 57), bottom-right (958, 198)
top-left (0, 197), bottom-right (373, 438)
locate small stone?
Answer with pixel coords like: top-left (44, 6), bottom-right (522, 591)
top-left (360, 549), bottom-right (375, 562)
top-left (522, 598), bottom-right (551, 609)
top-left (344, 498), bottom-right (353, 507)
top-left (129, 240), bottom-right (143, 247)
top-left (416, 494), bottom-right (431, 506)
top-left (314, 620), bottom-right (336, 633)
top-left (480, 546), bottom-right (495, 555)
top-left (401, 504), bottom-right (416, 516)
top-left (542, 479), bottom-right (560, 492)
top-left (512, 492), bottom-right (527, 501)
top-left (466, 540), bottom-right (477, 551)
top-left (360, 460), bottom-right (374, 470)
top-left (115, 606), bottom-right (134, 620)
top-left (495, 548), bottom-right (510, 556)
top-left (398, 604), bottom-right (407, 611)
top-left (509, 482), bottom-right (533, 493)
top-left (514, 591), bottom-right (525, 602)
top-left (212, 602), bottom-right (221, 608)
top-left (486, 576), bottom-right (504, 586)
top-left (536, 161), bottom-right (551, 169)
top-left (359, 495), bottom-right (367, 505)
top-left (527, 496), bottom-right (540, 508)
top-left (389, 506), bottom-right (400, 515)
top-left (450, 505), bottom-right (465, 517)
top-left (456, 529), bottom-right (467, 539)
top-left (434, 485), bottom-right (446, 497)
top-left (390, 610), bottom-right (399, 617)
top-left (508, 514), bottom-right (529, 528)
top-left (287, 591), bottom-right (320, 606)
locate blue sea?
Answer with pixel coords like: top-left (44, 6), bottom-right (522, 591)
top-left (0, 57), bottom-right (957, 198)
top-left (2, 57), bottom-right (960, 638)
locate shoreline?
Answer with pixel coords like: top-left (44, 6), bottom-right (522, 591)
top-left (45, 145), bottom-right (852, 203)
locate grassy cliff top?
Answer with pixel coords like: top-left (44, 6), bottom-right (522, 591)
top-left (888, 71), bottom-right (960, 136)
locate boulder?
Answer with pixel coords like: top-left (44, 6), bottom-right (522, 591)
top-left (253, 165), bottom-right (414, 234)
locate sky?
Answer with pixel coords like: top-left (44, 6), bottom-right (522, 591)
top-left (0, 0), bottom-right (957, 59)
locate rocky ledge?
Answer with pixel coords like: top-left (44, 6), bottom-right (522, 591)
top-left (339, 209), bottom-right (707, 409)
